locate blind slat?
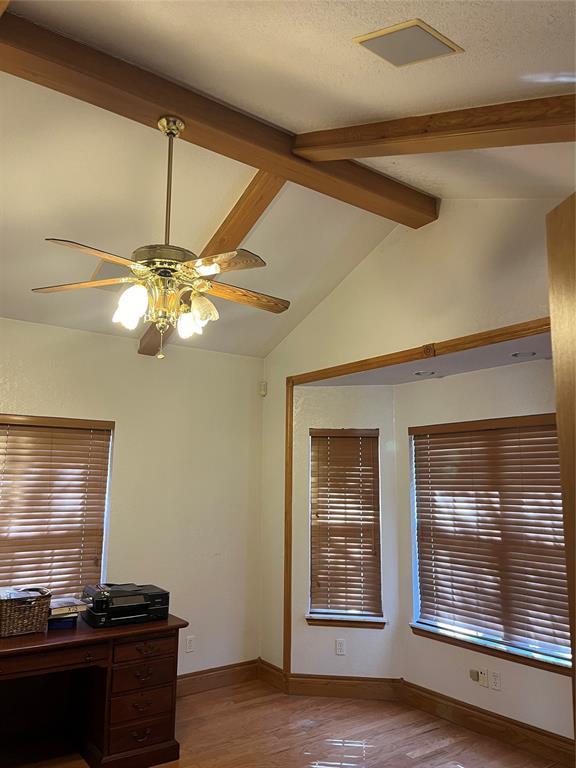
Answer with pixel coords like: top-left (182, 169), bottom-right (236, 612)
top-left (413, 417), bottom-right (570, 663)
top-left (0, 421), bottom-right (112, 597)
top-left (310, 432), bottom-right (382, 617)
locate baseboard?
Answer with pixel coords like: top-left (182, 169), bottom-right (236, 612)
top-left (401, 680), bottom-right (575, 767)
top-left (177, 658), bottom-right (259, 697)
top-left (177, 662), bottom-right (574, 765)
top-left (287, 672), bottom-right (401, 700)
top-left (257, 657), bottom-right (286, 691)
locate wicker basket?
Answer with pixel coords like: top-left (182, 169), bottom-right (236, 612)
top-left (0, 587), bottom-right (51, 637)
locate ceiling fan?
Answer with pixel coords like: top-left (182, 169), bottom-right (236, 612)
top-left (32, 116), bottom-right (290, 358)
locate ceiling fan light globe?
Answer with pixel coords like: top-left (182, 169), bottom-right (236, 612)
top-left (118, 283), bottom-right (148, 317)
top-left (196, 263), bottom-right (221, 277)
top-left (190, 294), bottom-right (219, 324)
top-left (120, 315), bottom-right (140, 331)
top-left (177, 312), bottom-right (201, 339)
top-left (112, 303), bottom-right (140, 330)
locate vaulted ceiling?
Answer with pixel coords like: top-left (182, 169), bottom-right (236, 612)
top-left (1, 0), bottom-right (574, 356)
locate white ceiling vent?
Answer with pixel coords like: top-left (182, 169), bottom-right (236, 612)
top-left (354, 19), bottom-right (463, 67)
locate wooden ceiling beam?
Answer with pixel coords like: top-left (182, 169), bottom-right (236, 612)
top-left (0, 13), bottom-right (437, 228)
top-left (138, 170), bottom-right (286, 356)
top-left (293, 95), bottom-right (576, 161)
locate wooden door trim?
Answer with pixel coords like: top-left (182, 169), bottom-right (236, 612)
top-left (546, 193), bottom-right (576, 729)
top-left (283, 316), bottom-right (553, 675)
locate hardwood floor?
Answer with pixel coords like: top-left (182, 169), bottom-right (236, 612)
top-left (23, 680), bottom-right (562, 768)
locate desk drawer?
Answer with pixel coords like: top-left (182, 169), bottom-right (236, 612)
top-left (0, 644), bottom-right (107, 676)
top-left (109, 715), bottom-right (172, 754)
top-left (112, 658), bottom-right (174, 693)
top-left (113, 634), bottom-right (176, 664)
top-left (110, 685), bottom-right (173, 724)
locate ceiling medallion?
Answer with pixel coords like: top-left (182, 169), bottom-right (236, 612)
top-left (32, 116), bottom-right (290, 359)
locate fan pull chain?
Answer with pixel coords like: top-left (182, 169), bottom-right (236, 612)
top-left (156, 329), bottom-right (165, 360)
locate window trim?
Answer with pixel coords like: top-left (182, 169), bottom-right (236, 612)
top-left (0, 412), bottom-right (115, 596)
top-left (308, 427), bottom-right (384, 621)
top-left (306, 614), bottom-right (386, 629)
top-left (408, 412), bottom-right (555, 436)
top-left (0, 413), bottom-right (115, 431)
top-left (411, 623), bottom-right (571, 676)
top-left (409, 412), bottom-right (572, 673)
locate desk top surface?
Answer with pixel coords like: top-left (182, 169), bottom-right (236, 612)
top-left (0, 614), bottom-right (188, 656)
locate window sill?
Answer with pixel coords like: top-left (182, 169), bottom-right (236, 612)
top-left (306, 614), bottom-right (386, 629)
top-left (410, 624), bottom-right (572, 676)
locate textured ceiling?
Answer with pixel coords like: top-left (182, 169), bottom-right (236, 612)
top-left (1, 2), bottom-right (575, 355)
top-left (8, 0), bottom-right (575, 200)
top-left (365, 143), bottom-right (576, 199)
top-left (10, 0), bottom-right (575, 133)
top-left (0, 74), bottom-right (393, 357)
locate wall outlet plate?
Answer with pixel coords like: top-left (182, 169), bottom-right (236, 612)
top-left (490, 670), bottom-right (502, 690)
top-left (185, 635), bottom-right (195, 653)
top-left (478, 668), bottom-right (489, 687)
top-left (335, 638), bottom-right (346, 656)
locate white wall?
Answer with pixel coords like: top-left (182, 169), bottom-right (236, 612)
top-left (289, 363), bottom-right (572, 737)
top-left (261, 198), bottom-right (556, 668)
top-left (0, 317), bottom-right (263, 676)
top-left (292, 386), bottom-right (400, 677)
top-left (261, 198), bottom-right (574, 736)
top-left (394, 361), bottom-right (572, 737)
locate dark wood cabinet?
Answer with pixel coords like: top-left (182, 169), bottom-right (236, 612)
top-left (0, 614), bottom-right (188, 768)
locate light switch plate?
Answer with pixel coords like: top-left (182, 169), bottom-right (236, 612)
top-left (478, 668), bottom-right (489, 687)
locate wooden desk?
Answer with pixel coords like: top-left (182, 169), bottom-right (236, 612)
top-left (0, 614), bottom-right (188, 768)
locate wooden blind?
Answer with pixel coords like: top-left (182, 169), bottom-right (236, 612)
top-left (310, 429), bottom-right (382, 617)
top-left (411, 414), bottom-right (571, 664)
top-left (0, 416), bottom-right (113, 598)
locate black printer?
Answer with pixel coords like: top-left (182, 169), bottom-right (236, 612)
top-left (81, 583), bottom-right (169, 628)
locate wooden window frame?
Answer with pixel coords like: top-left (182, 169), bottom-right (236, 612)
top-left (308, 428), bottom-right (384, 625)
top-left (0, 413), bottom-right (114, 598)
top-left (409, 412), bottom-right (571, 675)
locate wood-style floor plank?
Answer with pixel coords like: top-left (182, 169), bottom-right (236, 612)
top-left (22, 680), bottom-right (561, 768)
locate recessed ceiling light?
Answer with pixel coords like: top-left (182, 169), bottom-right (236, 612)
top-left (511, 351), bottom-right (537, 359)
top-left (414, 371), bottom-right (436, 377)
top-left (354, 19), bottom-right (463, 68)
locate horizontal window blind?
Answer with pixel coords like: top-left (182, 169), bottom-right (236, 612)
top-left (411, 414), bottom-right (571, 664)
top-left (310, 429), bottom-right (382, 617)
top-left (0, 417), bottom-right (113, 598)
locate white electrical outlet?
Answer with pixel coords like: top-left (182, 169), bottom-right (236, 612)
top-left (489, 670), bottom-right (502, 691)
top-left (335, 638), bottom-right (346, 656)
top-left (185, 635), bottom-right (195, 653)
top-left (478, 668), bottom-right (489, 688)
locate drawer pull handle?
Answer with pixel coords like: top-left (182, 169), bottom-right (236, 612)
top-left (133, 701), bottom-right (151, 712)
top-left (131, 728), bottom-right (151, 743)
top-left (136, 642), bottom-right (157, 656)
top-left (85, 653), bottom-right (95, 663)
top-left (134, 666), bottom-right (153, 682)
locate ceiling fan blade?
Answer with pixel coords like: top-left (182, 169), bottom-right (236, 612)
top-left (186, 249), bottom-right (266, 274)
top-left (207, 281), bottom-right (289, 314)
top-left (46, 239), bottom-right (134, 267)
top-left (33, 277), bottom-right (135, 293)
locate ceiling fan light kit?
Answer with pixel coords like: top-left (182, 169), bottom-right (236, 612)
top-left (32, 115), bottom-right (290, 359)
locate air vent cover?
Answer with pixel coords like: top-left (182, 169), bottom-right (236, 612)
top-left (354, 19), bottom-right (463, 67)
